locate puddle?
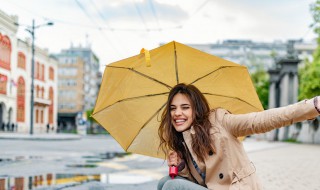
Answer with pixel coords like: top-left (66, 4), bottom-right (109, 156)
top-left (0, 172), bottom-right (155, 189)
top-left (67, 164), bottom-right (98, 168)
top-left (82, 152), bottom-right (130, 160)
top-left (0, 156), bottom-right (43, 165)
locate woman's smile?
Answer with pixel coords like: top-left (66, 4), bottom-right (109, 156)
top-left (170, 93), bottom-right (194, 132)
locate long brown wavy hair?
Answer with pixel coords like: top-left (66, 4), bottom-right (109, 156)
top-left (158, 83), bottom-right (214, 163)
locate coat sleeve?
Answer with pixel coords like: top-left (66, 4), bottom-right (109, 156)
top-left (216, 100), bottom-right (320, 137)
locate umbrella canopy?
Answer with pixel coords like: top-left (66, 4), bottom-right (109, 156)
top-left (92, 41), bottom-right (263, 159)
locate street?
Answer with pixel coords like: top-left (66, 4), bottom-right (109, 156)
top-left (0, 135), bottom-right (320, 190)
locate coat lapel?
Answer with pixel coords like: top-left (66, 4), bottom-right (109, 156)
top-left (182, 128), bottom-right (205, 186)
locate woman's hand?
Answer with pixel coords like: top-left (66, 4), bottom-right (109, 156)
top-left (167, 151), bottom-right (181, 167)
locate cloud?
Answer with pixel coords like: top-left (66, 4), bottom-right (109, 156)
top-left (84, 0), bottom-right (189, 29)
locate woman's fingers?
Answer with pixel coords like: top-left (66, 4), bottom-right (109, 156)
top-left (167, 151), bottom-right (180, 166)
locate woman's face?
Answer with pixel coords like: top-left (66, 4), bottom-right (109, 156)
top-left (170, 93), bottom-right (194, 132)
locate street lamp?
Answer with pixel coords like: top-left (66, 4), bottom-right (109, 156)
top-left (15, 19), bottom-right (54, 135)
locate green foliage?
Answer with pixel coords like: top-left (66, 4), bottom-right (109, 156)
top-left (298, 1), bottom-right (320, 100)
top-left (299, 60), bottom-right (320, 100)
top-left (251, 69), bottom-right (269, 109)
top-left (86, 109), bottom-right (96, 123)
top-left (283, 138), bottom-right (301, 144)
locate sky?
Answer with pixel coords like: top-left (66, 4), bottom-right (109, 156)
top-left (0, 0), bottom-right (317, 72)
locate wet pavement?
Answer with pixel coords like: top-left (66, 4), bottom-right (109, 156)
top-left (1, 134), bottom-right (320, 189)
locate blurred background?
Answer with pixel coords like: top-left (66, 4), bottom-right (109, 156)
top-left (0, 0), bottom-right (320, 189)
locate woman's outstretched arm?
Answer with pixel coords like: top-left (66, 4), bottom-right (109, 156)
top-left (216, 97), bottom-right (320, 137)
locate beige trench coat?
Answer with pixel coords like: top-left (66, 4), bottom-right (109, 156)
top-left (178, 100), bottom-right (319, 190)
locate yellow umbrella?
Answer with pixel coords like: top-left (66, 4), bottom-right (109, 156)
top-left (92, 41), bottom-right (263, 159)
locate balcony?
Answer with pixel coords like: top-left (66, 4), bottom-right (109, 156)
top-left (34, 97), bottom-right (52, 106)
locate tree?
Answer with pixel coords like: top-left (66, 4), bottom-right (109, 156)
top-left (251, 69), bottom-right (269, 110)
top-left (86, 109), bottom-right (95, 134)
top-left (298, 1), bottom-right (320, 100)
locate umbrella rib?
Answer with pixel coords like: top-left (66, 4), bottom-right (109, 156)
top-left (108, 65), bottom-right (172, 89)
top-left (174, 42), bottom-right (179, 84)
top-left (93, 92), bottom-right (169, 115)
top-left (190, 66), bottom-right (243, 85)
top-left (203, 93), bottom-right (261, 111)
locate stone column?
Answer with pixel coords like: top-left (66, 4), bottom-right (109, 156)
top-left (277, 59), bottom-right (299, 141)
top-left (266, 69), bottom-right (279, 141)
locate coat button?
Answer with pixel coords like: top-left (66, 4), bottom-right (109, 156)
top-left (208, 150), bottom-right (213, 156)
top-left (219, 173), bottom-right (224, 179)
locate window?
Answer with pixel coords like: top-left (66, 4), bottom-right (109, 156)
top-left (36, 85), bottom-right (39, 97)
top-left (40, 110), bottom-right (44, 123)
top-left (17, 52), bottom-right (26, 69)
top-left (36, 61), bottom-right (40, 79)
top-left (0, 34), bottom-right (11, 70)
top-left (36, 109), bottom-right (39, 123)
top-left (41, 87), bottom-right (44, 98)
top-left (48, 87), bottom-right (54, 124)
top-left (17, 77), bottom-right (25, 122)
top-left (49, 67), bottom-right (54, 80)
top-left (0, 74), bottom-right (7, 94)
top-left (41, 64), bottom-right (45, 81)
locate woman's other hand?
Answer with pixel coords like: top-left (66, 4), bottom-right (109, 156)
top-left (167, 151), bottom-right (181, 167)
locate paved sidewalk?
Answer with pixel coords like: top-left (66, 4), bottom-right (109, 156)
top-left (247, 142), bottom-right (320, 190)
top-left (0, 132), bottom-right (81, 140)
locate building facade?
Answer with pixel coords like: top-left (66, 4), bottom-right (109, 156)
top-left (53, 45), bottom-right (101, 131)
top-left (0, 9), bottom-right (58, 133)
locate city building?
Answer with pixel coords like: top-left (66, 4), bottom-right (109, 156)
top-left (53, 44), bottom-right (101, 132)
top-left (0, 9), bottom-right (58, 133)
top-left (186, 39), bottom-right (316, 72)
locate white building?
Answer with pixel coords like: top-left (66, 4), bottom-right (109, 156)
top-left (0, 9), bottom-right (58, 133)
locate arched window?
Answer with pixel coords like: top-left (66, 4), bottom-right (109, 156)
top-left (41, 87), bottom-right (44, 98)
top-left (17, 76), bottom-right (25, 122)
top-left (36, 109), bottom-right (39, 123)
top-left (0, 34), bottom-right (12, 70)
top-left (36, 85), bottom-right (39, 98)
top-left (40, 110), bottom-right (44, 123)
top-left (41, 64), bottom-right (45, 81)
top-left (49, 67), bottom-right (54, 80)
top-left (0, 74), bottom-right (7, 95)
top-left (36, 61), bottom-right (40, 79)
top-left (48, 87), bottom-right (54, 124)
top-left (17, 52), bottom-right (26, 70)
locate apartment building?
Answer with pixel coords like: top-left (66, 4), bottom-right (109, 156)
top-left (53, 45), bottom-right (101, 131)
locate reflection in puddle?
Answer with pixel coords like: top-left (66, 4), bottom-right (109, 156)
top-left (0, 172), bottom-right (154, 190)
top-left (66, 164), bottom-right (98, 168)
top-left (0, 155), bottom-right (43, 164)
top-left (0, 152), bottom-right (138, 189)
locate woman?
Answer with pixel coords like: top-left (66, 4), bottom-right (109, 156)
top-left (157, 83), bottom-right (320, 190)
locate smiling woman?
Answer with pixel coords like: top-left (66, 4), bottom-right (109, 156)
top-left (170, 93), bottom-right (194, 132)
top-left (158, 83), bottom-right (320, 190)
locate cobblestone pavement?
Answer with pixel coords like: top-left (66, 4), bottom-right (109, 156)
top-left (247, 142), bottom-right (320, 190)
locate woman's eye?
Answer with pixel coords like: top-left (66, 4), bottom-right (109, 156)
top-left (170, 107), bottom-right (176, 111)
top-left (182, 106), bottom-right (190, 110)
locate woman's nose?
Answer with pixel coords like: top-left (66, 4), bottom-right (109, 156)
top-left (174, 108), bottom-right (182, 115)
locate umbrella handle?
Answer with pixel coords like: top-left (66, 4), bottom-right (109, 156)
top-left (169, 166), bottom-right (178, 179)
